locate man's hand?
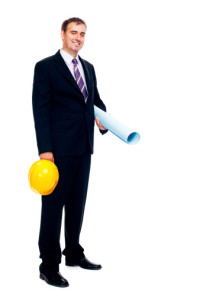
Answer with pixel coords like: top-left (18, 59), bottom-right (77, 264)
top-left (40, 152), bottom-right (54, 163)
top-left (95, 117), bottom-right (107, 131)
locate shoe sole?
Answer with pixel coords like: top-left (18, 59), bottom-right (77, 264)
top-left (65, 263), bottom-right (102, 270)
top-left (40, 273), bottom-right (69, 288)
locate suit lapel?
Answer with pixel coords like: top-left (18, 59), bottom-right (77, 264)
top-left (53, 50), bottom-right (81, 94)
top-left (53, 50), bottom-right (92, 103)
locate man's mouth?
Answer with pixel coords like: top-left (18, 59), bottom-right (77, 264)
top-left (72, 41), bottom-right (80, 46)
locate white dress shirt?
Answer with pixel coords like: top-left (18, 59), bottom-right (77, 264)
top-left (60, 49), bottom-right (88, 91)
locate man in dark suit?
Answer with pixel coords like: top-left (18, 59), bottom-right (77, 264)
top-left (32, 17), bottom-right (107, 288)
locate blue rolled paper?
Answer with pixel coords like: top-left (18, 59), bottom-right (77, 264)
top-left (94, 106), bottom-right (140, 145)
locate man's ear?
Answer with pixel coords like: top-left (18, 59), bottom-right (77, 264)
top-left (61, 30), bottom-right (65, 40)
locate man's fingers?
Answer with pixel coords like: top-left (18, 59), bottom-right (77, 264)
top-left (95, 117), bottom-right (107, 130)
top-left (95, 117), bottom-right (100, 126)
top-left (39, 152), bottom-right (54, 162)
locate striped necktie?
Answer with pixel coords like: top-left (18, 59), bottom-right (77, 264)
top-left (72, 58), bottom-right (88, 102)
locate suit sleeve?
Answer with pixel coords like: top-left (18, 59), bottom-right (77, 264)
top-left (32, 62), bottom-right (53, 155)
top-left (92, 65), bottom-right (108, 135)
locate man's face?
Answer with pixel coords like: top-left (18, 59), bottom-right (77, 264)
top-left (61, 22), bottom-right (86, 57)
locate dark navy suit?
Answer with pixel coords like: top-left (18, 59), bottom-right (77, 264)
top-left (32, 50), bottom-right (107, 273)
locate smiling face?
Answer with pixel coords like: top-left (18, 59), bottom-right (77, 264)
top-left (61, 22), bottom-right (86, 57)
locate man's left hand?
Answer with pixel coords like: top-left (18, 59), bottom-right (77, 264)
top-left (95, 117), bottom-right (107, 130)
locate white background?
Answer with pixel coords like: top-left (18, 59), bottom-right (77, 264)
top-left (0, 0), bottom-right (200, 299)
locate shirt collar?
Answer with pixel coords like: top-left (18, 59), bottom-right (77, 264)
top-left (60, 49), bottom-right (80, 65)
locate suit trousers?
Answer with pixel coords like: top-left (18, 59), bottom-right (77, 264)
top-left (38, 148), bottom-right (91, 273)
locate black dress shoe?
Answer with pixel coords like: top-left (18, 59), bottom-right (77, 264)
top-left (40, 271), bottom-right (69, 288)
top-left (65, 257), bottom-right (102, 270)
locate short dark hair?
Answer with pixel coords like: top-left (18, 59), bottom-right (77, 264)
top-left (61, 17), bottom-right (87, 32)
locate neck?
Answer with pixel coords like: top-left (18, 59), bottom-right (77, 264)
top-left (62, 47), bottom-right (78, 58)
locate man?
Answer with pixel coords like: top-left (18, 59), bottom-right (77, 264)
top-left (32, 17), bottom-right (107, 288)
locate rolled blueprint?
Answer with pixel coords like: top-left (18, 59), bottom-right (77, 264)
top-left (94, 106), bottom-right (140, 145)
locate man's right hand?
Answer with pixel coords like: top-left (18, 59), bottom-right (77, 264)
top-left (39, 152), bottom-right (54, 163)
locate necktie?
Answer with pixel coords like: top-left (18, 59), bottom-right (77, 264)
top-left (72, 58), bottom-right (88, 102)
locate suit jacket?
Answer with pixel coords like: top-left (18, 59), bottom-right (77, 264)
top-left (32, 50), bottom-right (107, 156)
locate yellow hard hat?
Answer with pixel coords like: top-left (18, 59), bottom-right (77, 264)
top-left (28, 160), bottom-right (59, 195)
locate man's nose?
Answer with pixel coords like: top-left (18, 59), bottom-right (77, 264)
top-left (75, 34), bottom-right (81, 41)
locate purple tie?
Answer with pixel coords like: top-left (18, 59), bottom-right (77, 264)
top-left (72, 58), bottom-right (88, 102)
